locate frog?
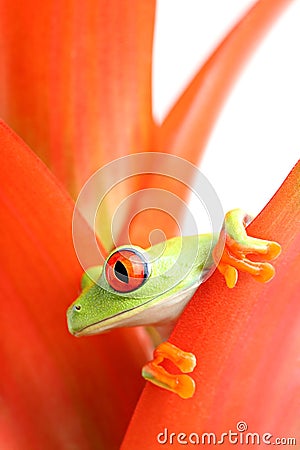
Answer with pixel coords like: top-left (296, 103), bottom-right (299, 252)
top-left (67, 209), bottom-right (281, 398)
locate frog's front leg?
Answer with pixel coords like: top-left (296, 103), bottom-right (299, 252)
top-left (213, 208), bottom-right (281, 288)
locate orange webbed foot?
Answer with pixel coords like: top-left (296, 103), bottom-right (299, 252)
top-left (142, 342), bottom-right (196, 399)
top-left (213, 209), bottom-right (281, 288)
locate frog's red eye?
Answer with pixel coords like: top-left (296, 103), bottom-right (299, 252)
top-left (105, 248), bottom-right (150, 293)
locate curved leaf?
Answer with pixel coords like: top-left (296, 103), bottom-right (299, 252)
top-left (0, 0), bottom-right (155, 196)
top-left (127, 0), bottom-right (294, 248)
top-left (156, 0), bottom-right (294, 162)
top-left (0, 121), bottom-right (151, 450)
top-left (122, 161), bottom-right (300, 448)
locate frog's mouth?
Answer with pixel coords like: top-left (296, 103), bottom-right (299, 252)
top-left (70, 297), bottom-right (155, 337)
top-left (70, 283), bottom-right (199, 337)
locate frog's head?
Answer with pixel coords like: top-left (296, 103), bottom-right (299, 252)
top-left (67, 246), bottom-right (152, 336)
top-left (67, 239), bottom-right (202, 336)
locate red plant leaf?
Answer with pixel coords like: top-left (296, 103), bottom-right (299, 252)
top-left (0, 121), bottom-right (151, 450)
top-left (127, 0), bottom-right (294, 247)
top-left (122, 161), bottom-right (300, 448)
top-left (0, 0), bottom-right (155, 196)
top-left (0, 0), bottom-right (156, 252)
top-left (156, 0), bottom-right (294, 162)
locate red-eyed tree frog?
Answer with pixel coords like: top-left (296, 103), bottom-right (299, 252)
top-left (67, 209), bottom-right (281, 398)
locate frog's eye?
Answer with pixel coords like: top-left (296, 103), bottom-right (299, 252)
top-left (105, 248), bottom-right (150, 293)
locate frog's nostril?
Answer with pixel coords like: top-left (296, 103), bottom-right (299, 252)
top-left (74, 304), bottom-right (81, 312)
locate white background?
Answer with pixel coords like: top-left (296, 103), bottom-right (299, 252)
top-left (153, 0), bottom-right (300, 232)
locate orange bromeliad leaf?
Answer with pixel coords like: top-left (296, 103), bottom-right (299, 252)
top-left (0, 121), bottom-right (151, 450)
top-left (122, 161), bottom-right (300, 448)
top-left (0, 0), bottom-right (294, 251)
top-left (0, 0), bottom-right (155, 196)
top-left (157, 0), bottom-right (294, 161)
top-left (0, 0), bottom-right (155, 251)
top-left (129, 0), bottom-right (294, 246)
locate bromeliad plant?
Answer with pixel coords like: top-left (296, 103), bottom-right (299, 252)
top-left (0, 1), bottom-right (299, 449)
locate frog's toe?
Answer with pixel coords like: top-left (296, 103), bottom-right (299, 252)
top-left (250, 262), bottom-right (275, 283)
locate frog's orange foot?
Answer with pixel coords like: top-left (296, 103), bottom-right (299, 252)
top-left (142, 342), bottom-right (196, 399)
top-left (213, 209), bottom-right (281, 288)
